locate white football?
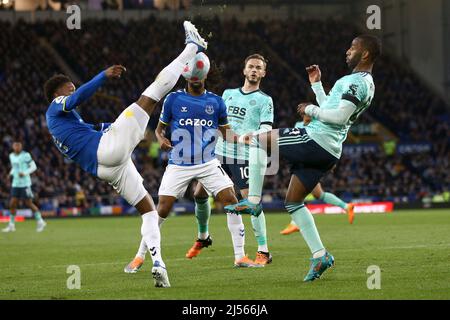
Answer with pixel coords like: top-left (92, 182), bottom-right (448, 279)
top-left (182, 52), bottom-right (210, 81)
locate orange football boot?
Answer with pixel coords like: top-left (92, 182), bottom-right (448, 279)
top-left (185, 236), bottom-right (213, 259)
top-left (234, 255), bottom-right (263, 268)
top-left (347, 203), bottom-right (355, 224)
top-left (280, 223), bottom-right (300, 235)
top-left (124, 256), bottom-right (144, 274)
top-left (255, 251), bottom-right (273, 265)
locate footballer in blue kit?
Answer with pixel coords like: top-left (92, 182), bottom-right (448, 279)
top-left (124, 53), bottom-right (261, 273)
top-left (44, 21), bottom-right (209, 288)
top-left (191, 54), bottom-right (274, 265)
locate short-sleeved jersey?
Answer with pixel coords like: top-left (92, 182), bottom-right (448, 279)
top-left (9, 151), bottom-right (35, 188)
top-left (46, 96), bottom-right (103, 176)
top-left (305, 72), bottom-right (375, 158)
top-left (160, 89), bottom-right (228, 166)
top-left (215, 88), bottom-right (274, 160)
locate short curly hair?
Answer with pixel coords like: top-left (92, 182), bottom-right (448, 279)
top-left (43, 74), bottom-right (72, 103)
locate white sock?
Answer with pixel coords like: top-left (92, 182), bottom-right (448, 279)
top-left (227, 213), bottom-right (245, 261)
top-left (136, 238), bottom-right (147, 260)
top-left (141, 211), bottom-right (165, 268)
top-left (313, 248), bottom-right (327, 259)
top-left (198, 232), bottom-right (209, 240)
top-left (258, 244), bottom-right (269, 253)
top-left (142, 43), bottom-right (197, 101)
top-left (248, 196), bottom-right (261, 204)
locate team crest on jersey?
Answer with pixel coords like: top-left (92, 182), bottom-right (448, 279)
top-left (250, 99), bottom-right (256, 106)
top-left (347, 84), bottom-right (358, 96)
top-left (205, 105), bottom-right (214, 115)
top-left (181, 106), bottom-right (188, 113)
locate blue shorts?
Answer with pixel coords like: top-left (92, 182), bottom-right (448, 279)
top-left (11, 187), bottom-right (34, 199)
top-left (216, 155), bottom-right (249, 191)
top-left (277, 128), bottom-right (338, 194)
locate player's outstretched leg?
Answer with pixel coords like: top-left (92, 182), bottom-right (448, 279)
top-left (136, 21), bottom-right (207, 116)
top-left (225, 132), bottom-right (274, 216)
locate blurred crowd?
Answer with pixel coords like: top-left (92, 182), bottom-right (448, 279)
top-left (0, 17), bottom-right (448, 209)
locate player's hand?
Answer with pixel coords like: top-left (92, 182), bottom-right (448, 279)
top-left (19, 172), bottom-right (25, 177)
top-left (297, 103), bottom-right (310, 117)
top-left (306, 65), bottom-right (321, 84)
top-left (303, 114), bottom-right (312, 126)
top-left (238, 133), bottom-right (253, 145)
top-left (105, 65), bottom-right (126, 79)
top-left (159, 137), bottom-right (173, 151)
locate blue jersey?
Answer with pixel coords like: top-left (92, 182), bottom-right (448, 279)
top-left (46, 71), bottom-right (111, 176)
top-left (159, 89), bottom-right (229, 166)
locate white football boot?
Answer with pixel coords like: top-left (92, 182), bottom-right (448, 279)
top-left (2, 224), bottom-right (16, 233)
top-left (36, 220), bottom-right (47, 232)
top-left (151, 261), bottom-right (171, 288)
top-left (183, 21), bottom-right (208, 52)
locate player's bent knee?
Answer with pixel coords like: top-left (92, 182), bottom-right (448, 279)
top-left (156, 204), bottom-right (171, 218)
top-left (194, 186), bottom-right (209, 199)
top-left (284, 202), bottom-right (305, 214)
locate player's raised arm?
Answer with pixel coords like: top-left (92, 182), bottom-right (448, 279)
top-left (63, 65), bottom-right (126, 111)
top-left (306, 65), bottom-right (328, 107)
top-left (298, 100), bottom-right (355, 126)
top-left (304, 76), bottom-right (369, 125)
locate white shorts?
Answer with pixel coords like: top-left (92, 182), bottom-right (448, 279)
top-left (97, 103), bottom-right (150, 206)
top-left (158, 158), bottom-right (234, 199)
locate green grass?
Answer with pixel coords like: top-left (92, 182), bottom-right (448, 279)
top-left (0, 209), bottom-right (449, 300)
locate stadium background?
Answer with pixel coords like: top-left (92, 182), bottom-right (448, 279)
top-left (0, 0), bottom-right (449, 219)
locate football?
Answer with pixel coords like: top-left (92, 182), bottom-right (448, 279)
top-left (182, 52), bottom-right (210, 81)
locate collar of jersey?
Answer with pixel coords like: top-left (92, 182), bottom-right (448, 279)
top-left (351, 70), bottom-right (372, 75)
top-left (183, 88), bottom-right (207, 97)
top-left (239, 87), bottom-right (261, 95)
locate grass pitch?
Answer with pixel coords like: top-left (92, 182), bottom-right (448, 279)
top-left (0, 209), bottom-right (449, 300)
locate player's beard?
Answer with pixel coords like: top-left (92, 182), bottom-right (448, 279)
top-left (347, 52), bottom-right (362, 70)
top-left (246, 74), bottom-right (261, 85)
top-left (190, 81), bottom-right (204, 94)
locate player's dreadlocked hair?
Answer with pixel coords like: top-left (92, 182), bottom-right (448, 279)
top-left (205, 60), bottom-right (224, 94)
top-left (44, 74), bottom-right (72, 103)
